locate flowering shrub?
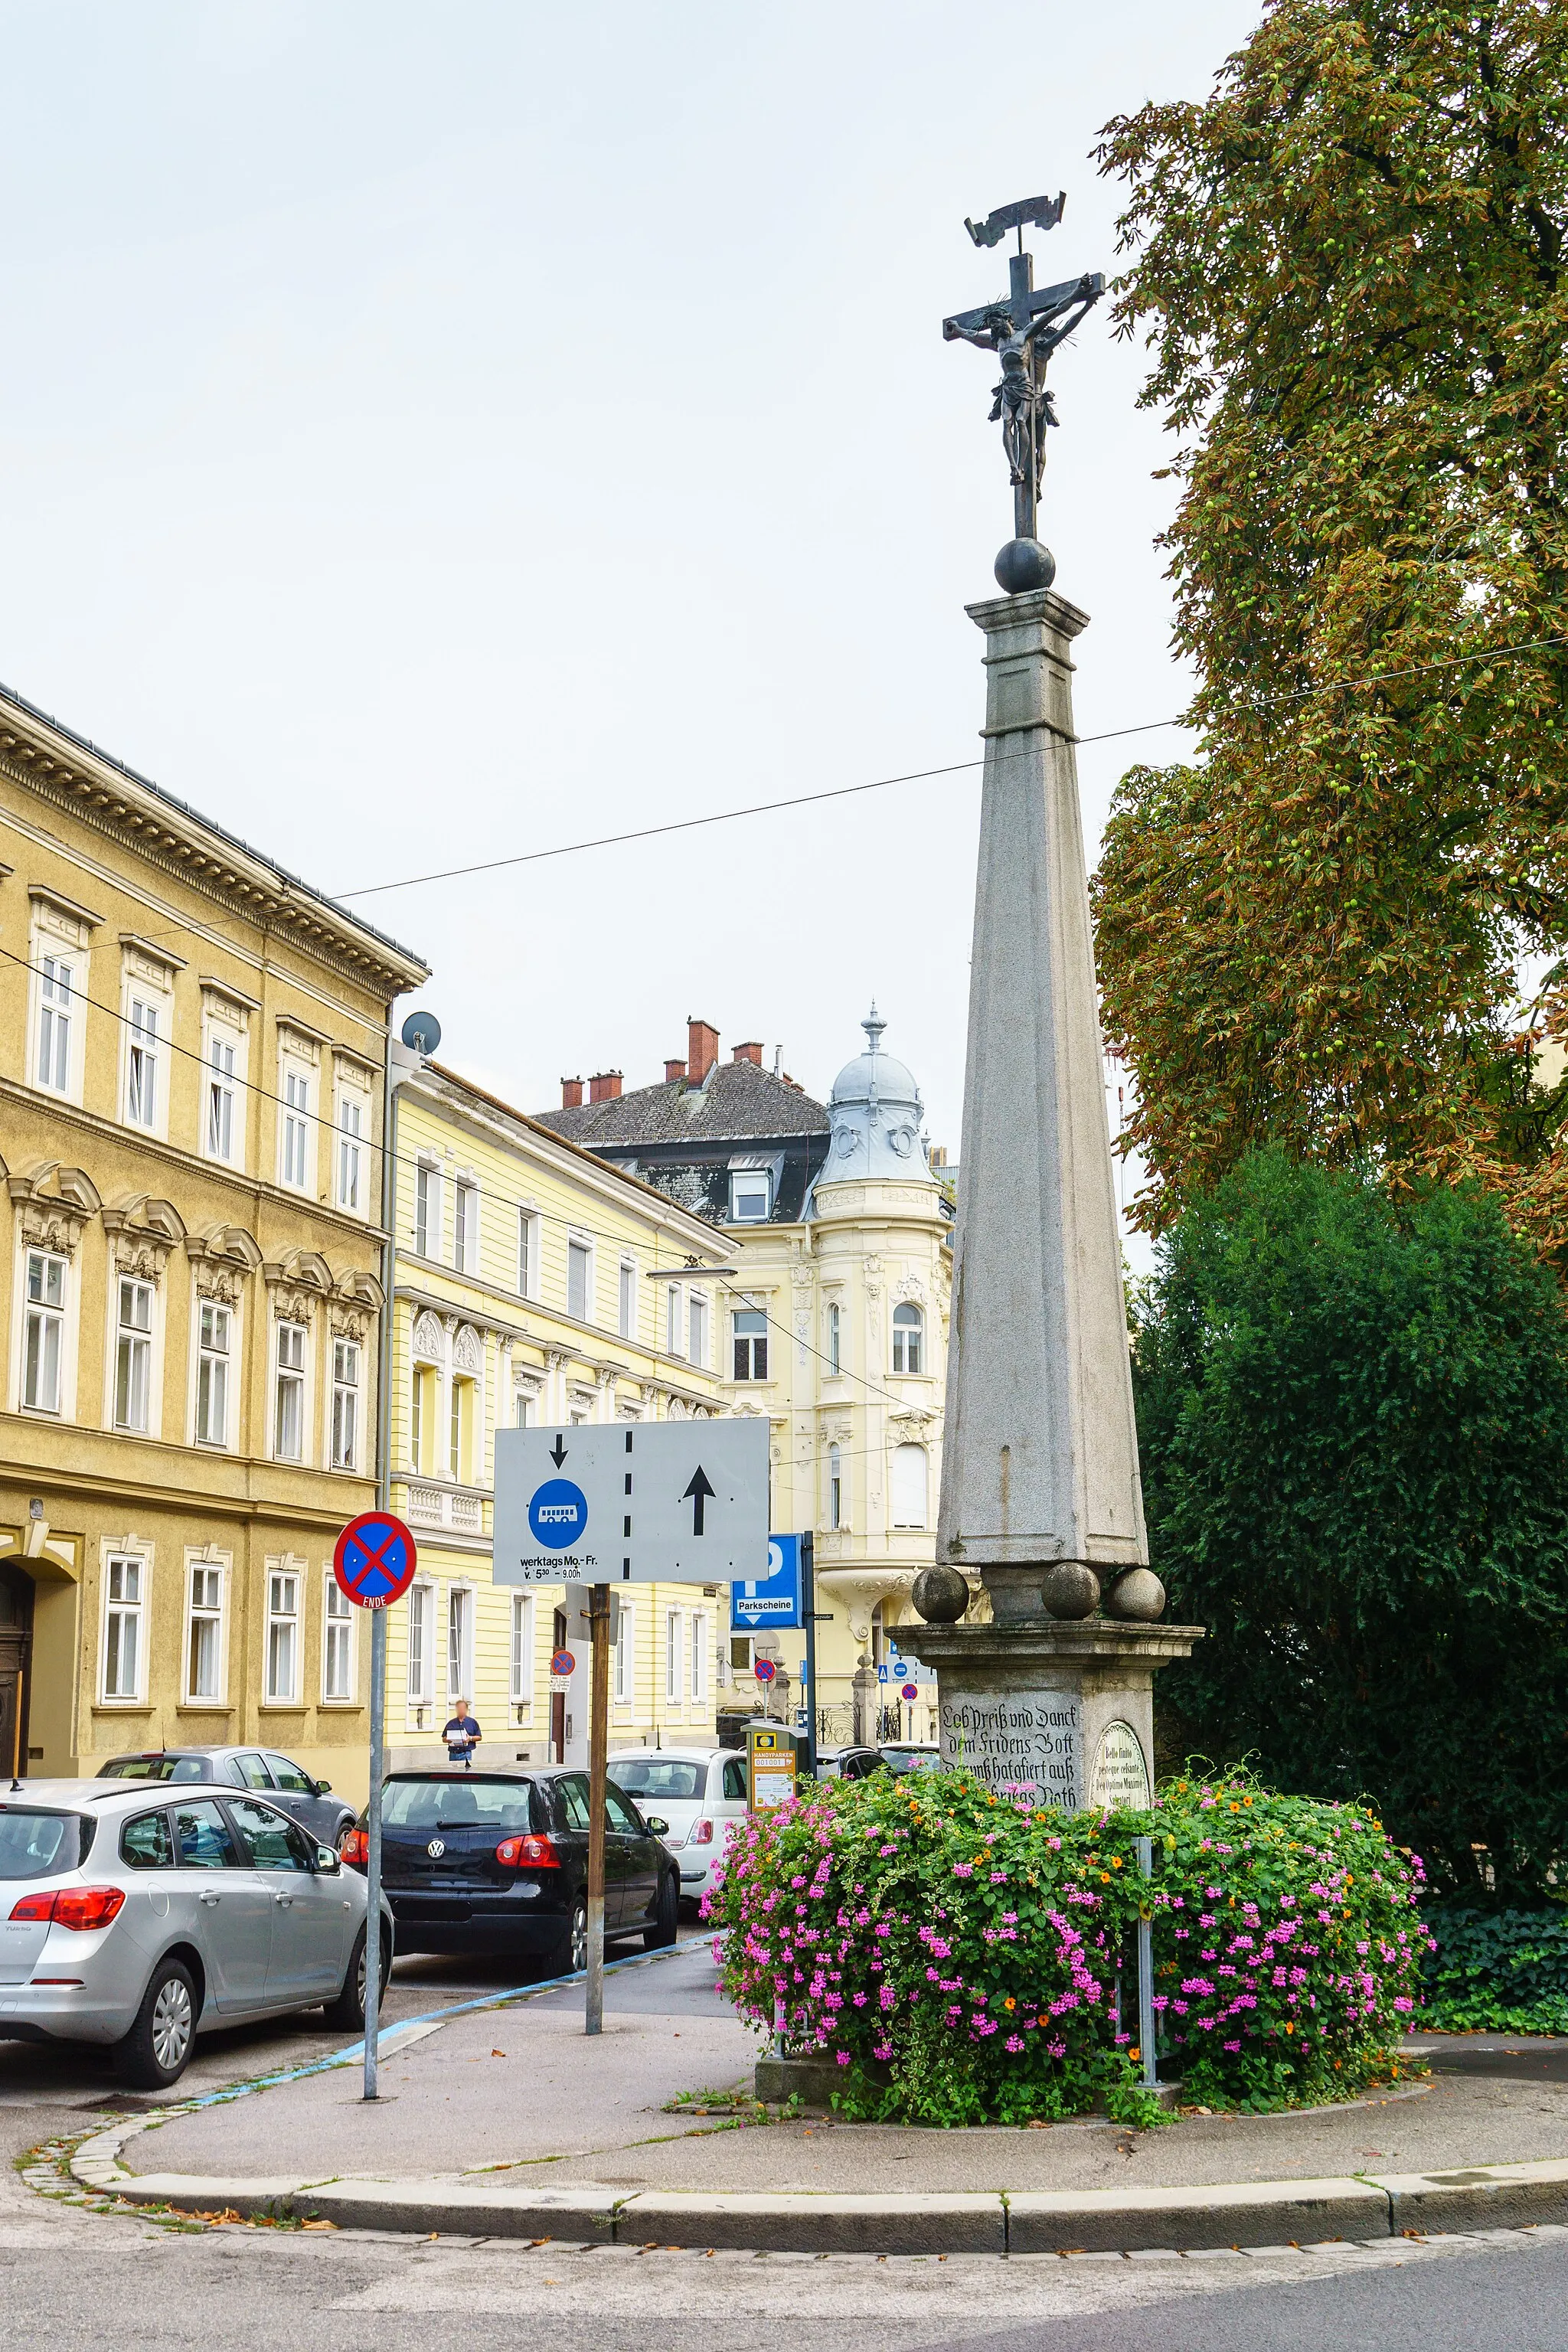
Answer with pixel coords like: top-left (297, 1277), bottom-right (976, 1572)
top-left (705, 1767), bottom-right (1432, 2123)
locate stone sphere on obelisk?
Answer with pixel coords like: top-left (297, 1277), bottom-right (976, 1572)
top-left (906, 192), bottom-right (1201, 1811)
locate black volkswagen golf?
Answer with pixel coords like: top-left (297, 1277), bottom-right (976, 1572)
top-left (345, 1766), bottom-right (680, 1971)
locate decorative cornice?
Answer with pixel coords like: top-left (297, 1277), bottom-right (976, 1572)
top-left (0, 694), bottom-right (426, 999)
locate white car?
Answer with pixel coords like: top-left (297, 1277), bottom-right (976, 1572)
top-left (607, 1747), bottom-right (750, 1905)
top-left (0, 1777), bottom-right (385, 2089)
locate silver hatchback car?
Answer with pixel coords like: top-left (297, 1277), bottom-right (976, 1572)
top-left (0, 1778), bottom-right (387, 2088)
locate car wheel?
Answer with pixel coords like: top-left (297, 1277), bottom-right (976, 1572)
top-left (644, 1871), bottom-right (679, 1951)
top-left (555, 1896), bottom-right (588, 1976)
top-left (334, 1818), bottom-right (357, 1855)
top-left (114, 1958), bottom-right (198, 2089)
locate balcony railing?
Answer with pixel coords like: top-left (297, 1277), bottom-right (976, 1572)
top-left (405, 1481), bottom-right (485, 1535)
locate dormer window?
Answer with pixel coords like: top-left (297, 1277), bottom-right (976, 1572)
top-left (730, 1170), bottom-right (771, 1222)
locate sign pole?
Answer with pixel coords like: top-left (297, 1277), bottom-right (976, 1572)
top-left (586, 1581), bottom-right (609, 2036)
top-left (364, 1606), bottom-right (386, 2100)
top-left (801, 1531), bottom-right (818, 1782)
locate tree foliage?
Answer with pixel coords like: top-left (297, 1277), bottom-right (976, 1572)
top-left (1092, 1), bottom-right (1568, 1244)
top-left (1132, 1152), bottom-right (1568, 1901)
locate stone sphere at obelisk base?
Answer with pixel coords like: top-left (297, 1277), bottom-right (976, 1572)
top-left (900, 580), bottom-right (1202, 1815)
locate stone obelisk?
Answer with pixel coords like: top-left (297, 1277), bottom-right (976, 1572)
top-left (938, 585), bottom-right (1147, 1613)
top-left (905, 195), bottom-right (1200, 1810)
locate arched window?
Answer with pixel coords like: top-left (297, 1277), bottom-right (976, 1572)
top-left (892, 1301), bottom-right (923, 1374)
top-left (828, 1444), bottom-right (843, 1530)
top-left (892, 1444), bottom-right (927, 1529)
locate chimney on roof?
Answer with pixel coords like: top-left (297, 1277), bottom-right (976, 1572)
top-left (664, 1058), bottom-right (687, 1083)
top-left (588, 1070), bottom-right (622, 1102)
top-left (687, 1017), bottom-right (719, 1086)
top-left (560, 1076), bottom-right (584, 1109)
top-left (733, 1041), bottom-right (763, 1067)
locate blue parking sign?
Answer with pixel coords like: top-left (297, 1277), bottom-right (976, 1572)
top-left (731, 1533), bottom-right (803, 1630)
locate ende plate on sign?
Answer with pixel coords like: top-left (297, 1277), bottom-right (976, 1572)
top-left (492, 1419), bottom-right (770, 1586)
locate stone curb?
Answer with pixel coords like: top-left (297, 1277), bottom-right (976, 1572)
top-left (63, 2118), bottom-right (1568, 2254)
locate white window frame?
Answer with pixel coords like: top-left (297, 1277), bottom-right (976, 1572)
top-left (410, 1359), bottom-right (435, 1473)
top-left (184, 1557), bottom-right (227, 1704)
top-left (449, 1374), bottom-right (473, 1481)
top-left (123, 994), bottom-right (162, 1132)
top-left (511, 1592), bottom-right (534, 1711)
top-left (265, 1564), bottom-right (301, 1704)
top-left (688, 1610), bottom-right (708, 1704)
top-left (665, 1282), bottom-right (683, 1357)
top-left (273, 1318), bottom-right (309, 1462)
top-left (618, 1256), bottom-right (637, 1341)
top-left (733, 1307), bottom-right (767, 1382)
top-left (407, 1579), bottom-right (434, 1704)
top-left (729, 1170), bottom-right (771, 1222)
top-left (827, 1301), bottom-right (841, 1376)
top-left (517, 1207), bottom-right (539, 1299)
top-left (447, 1583), bottom-right (474, 1702)
top-left (34, 951), bottom-right (80, 1098)
top-left (331, 1334), bottom-right (361, 1471)
top-left (892, 1442), bottom-right (929, 1530)
top-left (454, 1178), bottom-right (479, 1275)
top-left (204, 1033), bottom-right (237, 1164)
top-left (613, 1598), bottom-right (634, 1705)
top-left (665, 1608), bottom-right (682, 1705)
top-left (100, 1552), bottom-right (148, 1704)
top-left (512, 1386), bottom-right (533, 1429)
top-left (21, 1247), bottom-right (68, 1415)
top-left (323, 1575), bottom-right (355, 1704)
top-left (111, 1273), bottom-right (155, 1434)
top-left (567, 1235), bottom-right (593, 1325)
top-left (279, 1051), bottom-right (315, 1193)
top-left (415, 1161), bottom-right (440, 1258)
top-left (829, 1442), bottom-right (844, 1530)
top-left (335, 1086), bottom-right (367, 1215)
top-left (892, 1302), bottom-right (924, 1375)
top-left (688, 1290), bottom-right (709, 1370)
top-left (194, 1296), bottom-right (233, 1448)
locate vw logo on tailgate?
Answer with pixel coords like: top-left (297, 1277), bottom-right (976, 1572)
top-left (426, 1838), bottom-right (446, 1858)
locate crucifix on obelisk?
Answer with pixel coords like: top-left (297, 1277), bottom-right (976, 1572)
top-left (942, 192), bottom-right (1105, 594)
top-left (905, 189), bottom-right (1201, 1827)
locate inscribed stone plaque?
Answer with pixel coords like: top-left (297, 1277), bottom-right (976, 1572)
top-left (939, 1690), bottom-right (1083, 1806)
top-left (1086, 1720), bottom-right (1151, 1811)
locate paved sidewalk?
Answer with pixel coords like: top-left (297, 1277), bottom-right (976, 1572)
top-left (57, 1947), bottom-right (1568, 2252)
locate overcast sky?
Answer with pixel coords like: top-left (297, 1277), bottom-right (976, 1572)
top-left (0, 0), bottom-right (1260, 1177)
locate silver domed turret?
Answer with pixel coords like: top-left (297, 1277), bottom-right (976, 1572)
top-left (817, 1007), bottom-right (930, 1184)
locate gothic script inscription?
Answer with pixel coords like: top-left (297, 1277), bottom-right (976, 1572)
top-left (1086, 1719), bottom-right (1151, 1811)
top-left (940, 1690), bottom-right (1083, 1805)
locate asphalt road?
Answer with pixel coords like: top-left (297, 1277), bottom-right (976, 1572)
top-left (4, 1963), bottom-right (1568, 2351)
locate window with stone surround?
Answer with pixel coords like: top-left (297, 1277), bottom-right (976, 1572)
top-left (22, 1249), bottom-right (67, 1413)
top-left (892, 1302), bottom-right (923, 1374)
top-left (113, 1276), bottom-right (155, 1432)
top-left (274, 1320), bottom-right (308, 1461)
top-left (196, 1299), bottom-right (232, 1446)
top-left (101, 1554), bottom-right (147, 1703)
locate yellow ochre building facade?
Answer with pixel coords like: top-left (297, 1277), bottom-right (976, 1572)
top-left (0, 680), bottom-right (426, 1796)
top-left (382, 1060), bottom-right (737, 1774)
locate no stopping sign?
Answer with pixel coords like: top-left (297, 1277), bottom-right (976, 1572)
top-left (333, 1512), bottom-right (418, 1611)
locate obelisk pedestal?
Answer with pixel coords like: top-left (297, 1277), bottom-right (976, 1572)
top-left (906, 583), bottom-right (1201, 1802)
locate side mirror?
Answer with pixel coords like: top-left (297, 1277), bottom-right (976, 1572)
top-left (645, 1815), bottom-right (670, 1837)
top-left (315, 1844), bottom-right (341, 1873)
top-left (315, 1779), bottom-right (332, 1795)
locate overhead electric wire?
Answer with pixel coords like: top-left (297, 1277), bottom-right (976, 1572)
top-left (330, 629), bottom-right (1568, 903)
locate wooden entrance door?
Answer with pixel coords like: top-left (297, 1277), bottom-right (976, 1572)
top-left (0, 1566), bottom-right (34, 1780)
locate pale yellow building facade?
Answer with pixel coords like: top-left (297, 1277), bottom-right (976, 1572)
top-left (381, 1062), bottom-right (737, 1774)
top-left (0, 681), bottom-right (426, 1795)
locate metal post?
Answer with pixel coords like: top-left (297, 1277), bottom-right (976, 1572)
top-left (364, 1027), bottom-right (399, 2102)
top-left (1135, 1833), bottom-right (1157, 2092)
top-left (801, 1532), bottom-right (818, 1782)
top-left (586, 1581), bottom-right (609, 2035)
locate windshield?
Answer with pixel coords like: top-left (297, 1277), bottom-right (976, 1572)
top-left (100, 1756), bottom-right (209, 1782)
top-left (0, 1808), bottom-right (89, 1880)
top-left (609, 1759), bottom-right (703, 1801)
top-left (381, 1778), bottom-right (534, 1832)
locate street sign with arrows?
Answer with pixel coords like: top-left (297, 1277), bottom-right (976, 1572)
top-left (492, 1419), bottom-right (770, 1586)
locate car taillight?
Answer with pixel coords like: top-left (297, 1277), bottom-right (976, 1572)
top-left (10, 1888), bottom-right (125, 1930)
top-left (691, 1818), bottom-right (715, 1844)
top-left (341, 1828), bottom-right (369, 1867)
top-left (495, 1833), bottom-right (560, 1869)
